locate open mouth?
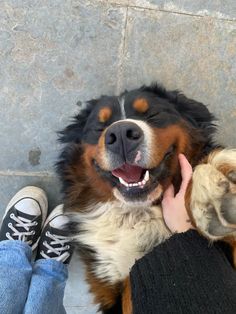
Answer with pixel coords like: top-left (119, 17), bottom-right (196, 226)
top-left (112, 164), bottom-right (150, 189)
top-left (111, 162), bottom-right (163, 202)
top-left (94, 160), bottom-right (164, 202)
top-left (94, 145), bottom-right (175, 201)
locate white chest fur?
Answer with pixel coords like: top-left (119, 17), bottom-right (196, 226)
top-left (73, 201), bottom-right (170, 283)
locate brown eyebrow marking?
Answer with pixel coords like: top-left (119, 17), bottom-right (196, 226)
top-left (133, 98), bottom-right (149, 113)
top-left (98, 106), bottom-right (112, 123)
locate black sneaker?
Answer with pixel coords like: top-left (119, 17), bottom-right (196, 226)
top-left (0, 186), bottom-right (48, 250)
top-left (36, 205), bottom-right (74, 264)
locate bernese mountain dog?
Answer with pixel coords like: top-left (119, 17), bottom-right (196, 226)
top-left (57, 84), bottom-right (236, 314)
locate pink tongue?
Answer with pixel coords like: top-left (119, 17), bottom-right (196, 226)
top-left (112, 164), bottom-right (144, 183)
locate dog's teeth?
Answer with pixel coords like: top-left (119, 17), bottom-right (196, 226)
top-left (144, 170), bottom-right (149, 182)
top-left (119, 177), bottom-right (128, 187)
top-left (119, 177), bottom-right (125, 185)
top-left (119, 172), bottom-right (150, 188)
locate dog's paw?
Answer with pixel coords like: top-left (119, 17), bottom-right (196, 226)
top-left (227, 170), bottom-right (236, 184)
top-left (190, 163), bottom-right (236, 240)
top-left (207, 204), bottom-right (236, 237)
top-left (221, 193), bottom-right (236, 225)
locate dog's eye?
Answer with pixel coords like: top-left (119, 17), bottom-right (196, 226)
top-left (147, 112), bottom-right (160, 120)
top-left (95, 128), bottom-right (104, 133)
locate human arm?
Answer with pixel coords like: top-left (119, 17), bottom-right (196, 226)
top-left (130, 155), bottom-right (236, 314)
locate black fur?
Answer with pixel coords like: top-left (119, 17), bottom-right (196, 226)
top-left (56, 83), bottom-right (219, 313)
top-left (140, 84), bottom-right (216, 141)
top-left (58, 84), bottom-right (216, 145)
top-left (58, 99), bottom-right (97, 144)
top-left (57, 83), bottom-right (217, 195)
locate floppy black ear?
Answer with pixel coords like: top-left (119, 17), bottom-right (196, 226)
top-left (58, 99), bottom-right (97, 144)
top-left (142, 83), bottom-right (216, 136)
top-left (169, 92), bottom-right (216, 132)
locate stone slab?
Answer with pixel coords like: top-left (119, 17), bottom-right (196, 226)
top-left (64, 252), bottom-right (98, 314)
top-left (107, 0), bottom-right (129, 5)
top-left (121, 8), bottom-right (236, 146)
top-left (0, 174), bottom-right (61, 212)
top-left (130, 0), bottom-right (236, 20)
top-left (0, 0), bottom-right (126, 173)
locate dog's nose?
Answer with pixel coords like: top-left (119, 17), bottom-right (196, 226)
top-left (105, 122), bottom-right (144, 157)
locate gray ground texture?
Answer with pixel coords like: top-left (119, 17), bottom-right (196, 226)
top-left (0, 0), bottom-right (236, 313)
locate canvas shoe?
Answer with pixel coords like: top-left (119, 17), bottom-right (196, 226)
top-left (0, 186), bottom-right (48, 250)
top-left (36, 205), bottom-right (74, 264)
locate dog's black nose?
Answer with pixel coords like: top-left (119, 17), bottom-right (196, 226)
top-left (105, 122), bottom-right (144, 158)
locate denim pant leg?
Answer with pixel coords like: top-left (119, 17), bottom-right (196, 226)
top-left (23, 259), bottom-right (68, 314)
top-left (0, 240), bottom-right (33, 314)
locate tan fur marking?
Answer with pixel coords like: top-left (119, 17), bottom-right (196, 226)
top-left (62, 143), bottom-right (114, 208)
top-left (232, 243), bottom-right (236, 267)
top-left (122, 277), bottom-right (133, 314)
top-left (96, 129), bottom-right (111, 170)
top-left (149, 124), bottom-right (191, 167)
top-left (98, 107), bottom-right (112, 123)
top-left (83, 144), bottom-right (114, 201)
top-left (133, 98), bottom-right (149, 113)
top-left (86, 270), bottom-right (121, 310)
top-left (220, 237), bottom-right (236, 268)
top-left (185, 179), bottom-right (196, 227)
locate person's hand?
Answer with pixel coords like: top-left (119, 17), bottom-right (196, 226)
top-left (162, 154), bottom-right (194, 233)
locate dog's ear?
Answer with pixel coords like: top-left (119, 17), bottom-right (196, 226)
top-left (58, 99), bottom-right (97, 144)
top-left (142, 83), bottom-right (216, 134)
top-left (170, 92), bottom-right (215, 132)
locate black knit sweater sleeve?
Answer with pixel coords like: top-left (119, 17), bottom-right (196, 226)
top-left (130, 230), bottom-right (236, 314)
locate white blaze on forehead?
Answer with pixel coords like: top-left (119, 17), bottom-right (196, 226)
top-left (118, 96), bottom-right (126, 119)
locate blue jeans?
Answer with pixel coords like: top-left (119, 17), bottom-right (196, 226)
top-left (0, 240), bottom-right (68, 314)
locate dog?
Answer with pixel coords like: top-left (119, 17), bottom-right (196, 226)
top-left (57, 84), bottom-right (236, 313)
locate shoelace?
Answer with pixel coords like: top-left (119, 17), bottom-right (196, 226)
top-left (6, 213), bottom-right (37, 245)
top-left (40, 231), bottom-right (71, 262)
